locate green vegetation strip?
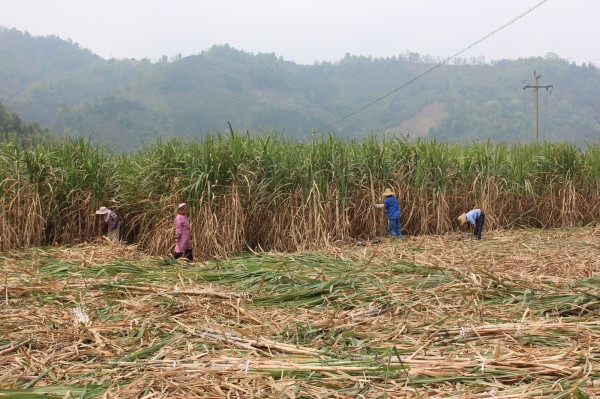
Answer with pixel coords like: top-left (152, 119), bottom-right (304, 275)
top-left (2, 134), bottom-right (600, 257)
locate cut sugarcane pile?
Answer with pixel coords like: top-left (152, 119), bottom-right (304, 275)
top-left (1, 227), bottom-right (600, 398)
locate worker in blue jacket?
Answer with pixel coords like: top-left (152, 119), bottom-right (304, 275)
top-left (374, 188), bottom-right (402, 238)
top-left (457, 209), bottom-right (485, 240)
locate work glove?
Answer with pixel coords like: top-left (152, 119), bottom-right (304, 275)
top-left (373, 203), bottom-right (385, 209)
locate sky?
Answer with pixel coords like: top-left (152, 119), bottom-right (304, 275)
top-left (1, 0), bottom-right (598, 66)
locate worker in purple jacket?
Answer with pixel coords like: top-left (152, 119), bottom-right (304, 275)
top-left (95, 206), bottom-right (120, 242)
top-left (374, 188), bottom-right (402, 238)
top-left (457, 209), bottom-right (485, 240)
top-left (173, 203), bottom-right (193, 261)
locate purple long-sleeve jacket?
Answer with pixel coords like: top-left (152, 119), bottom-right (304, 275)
top-left (174, 214), bottom-right (192, 252)
top-left (101, 210), bottom-right (119, 232)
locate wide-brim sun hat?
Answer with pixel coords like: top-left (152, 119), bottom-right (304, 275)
top-left (457, 213), bottom-right (467, 226)
top-left (382, 188), bottom-right (395, 197)
top-left (95, 206), bottom-right (109, 215)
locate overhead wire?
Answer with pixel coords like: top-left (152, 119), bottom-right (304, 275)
top-left (316, 0), bottom-right (552, 133)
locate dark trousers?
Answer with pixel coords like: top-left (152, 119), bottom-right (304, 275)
top-left (474, 211), bottom-right (485, 240)
top-left (174, 249), bottom-right (193, 261)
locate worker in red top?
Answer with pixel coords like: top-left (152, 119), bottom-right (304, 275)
top-left (174, 203), bottom-right (193, 260)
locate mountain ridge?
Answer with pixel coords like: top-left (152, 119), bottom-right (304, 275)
top-left (1, 27), bottom-right (599, 149)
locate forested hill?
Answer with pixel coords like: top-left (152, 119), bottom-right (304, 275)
top-left (1, 27), bottom-right (599, 149)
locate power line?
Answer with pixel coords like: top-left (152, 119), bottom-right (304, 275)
top-left (316, 0), bottom-right (551, 133)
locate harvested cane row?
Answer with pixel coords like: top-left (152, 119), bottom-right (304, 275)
top-left (1, 227), bottom-right (600, 398)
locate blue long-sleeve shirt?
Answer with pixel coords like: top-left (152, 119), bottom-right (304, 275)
top-left (384, 196), bottom-right (401, 219)
top-left (465, 209), bottom-right (482, 225)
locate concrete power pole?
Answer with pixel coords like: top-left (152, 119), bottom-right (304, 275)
top-left (523, 71), bottom-right (553, 143)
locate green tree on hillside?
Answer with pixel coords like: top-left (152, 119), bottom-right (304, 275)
top-left (0, 101), bottom-right (48, 144)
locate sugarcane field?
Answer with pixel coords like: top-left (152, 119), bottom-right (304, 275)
top-left (2, 135), bottom-right (600, 398)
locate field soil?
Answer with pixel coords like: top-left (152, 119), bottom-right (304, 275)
top-left (1, 227), bottom-right (600, 398)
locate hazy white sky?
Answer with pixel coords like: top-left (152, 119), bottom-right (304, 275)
top-left (1, 0), bottom-right (598, 65)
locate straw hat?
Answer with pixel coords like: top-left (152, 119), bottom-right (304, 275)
top-left (382, 188), bottom-right (395, 197)
top-left (95, 206), bottom-right (109, 215)
top-left (457, 213), bottom-right (467, 226)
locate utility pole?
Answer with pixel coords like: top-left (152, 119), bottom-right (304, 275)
top-left (523, 71), bottom-right (553, 143)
